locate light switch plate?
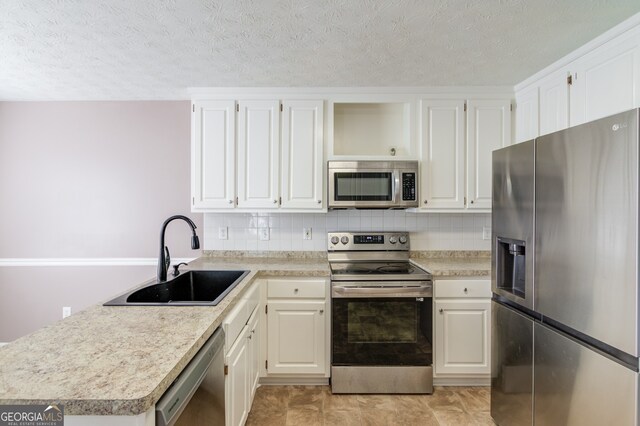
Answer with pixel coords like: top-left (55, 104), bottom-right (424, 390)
top-left (303, 228), bottom-right (312, 240)
top-left (218, 227), bottom-right (228, 240)
top-left (482, 227), bottom-right (491, 240)
top-left (259, 228), bottom-right (270, 241)
top-left (62, 307), bottom-right (71, 318)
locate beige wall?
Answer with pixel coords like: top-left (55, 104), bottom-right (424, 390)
top-left (0, 101), bottom-right (202, 341)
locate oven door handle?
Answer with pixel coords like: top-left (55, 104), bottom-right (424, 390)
top-left (331, 282), bottom-right (432, 298)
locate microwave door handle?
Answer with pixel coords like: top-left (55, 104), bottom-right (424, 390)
top-left (392, 171), bottom-right (400, 203)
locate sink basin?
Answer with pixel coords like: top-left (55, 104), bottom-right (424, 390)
top-left (104, 270), bottom-right (249, 306)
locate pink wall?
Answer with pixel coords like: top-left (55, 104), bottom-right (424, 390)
top-left (0, 101), bottom-right (202, 341)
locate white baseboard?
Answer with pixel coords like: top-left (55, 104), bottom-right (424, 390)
top-left (434, 376), bottom-right (491, 386)
top-left (259, 377), bottom-right (330, 386)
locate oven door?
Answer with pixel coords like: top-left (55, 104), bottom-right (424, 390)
top-left (331, 281), bottom-right (433, 367)
top-left (328, 168), bottom-right (398, 208)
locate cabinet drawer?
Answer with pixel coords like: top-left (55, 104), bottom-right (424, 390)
top-left (267, 279), bottom-right (327, 299)
top-left (435, 279), bottom-right (491, 299)
top-left (223, 282), bottom-right (260, 352)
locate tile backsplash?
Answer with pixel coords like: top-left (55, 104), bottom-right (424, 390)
top-left (204, 211), bottom-right (491, 252)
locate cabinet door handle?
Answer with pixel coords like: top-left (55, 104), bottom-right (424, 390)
top-left (439, 309), bottom-right (443, 313)
top-left (294, 288), bottom-right (299, 294)
top-left (424, 200), bottom-right (428, 205)
top-left (228, 199), bottom-right (233, 204)
top-left (470, 200), bottom-right (474, 204)
top-left (317, 200), bottom-right (322, 204)
top-left (273, 199), bottom-right (278, 204)
top-left (319, 309), bottom-right (324, 314)
top-left (464, 288), bottom-right (468, 293)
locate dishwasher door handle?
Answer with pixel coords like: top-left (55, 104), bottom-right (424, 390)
top-left (155, 327), bottom-right (225, 426)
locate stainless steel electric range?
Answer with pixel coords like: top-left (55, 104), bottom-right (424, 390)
top-left (328, 232), bottom-right (433, 394)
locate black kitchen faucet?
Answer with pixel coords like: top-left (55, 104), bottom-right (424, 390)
top-left (157, 215), bottom-right (200, 282)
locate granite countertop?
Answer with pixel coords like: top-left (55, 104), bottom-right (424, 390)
top-left (0, 251), bottom-right (489, 416)
top-left (0, 256), bottom-right (329, 416)
top-left (410, 252), bottom-right (491, 277)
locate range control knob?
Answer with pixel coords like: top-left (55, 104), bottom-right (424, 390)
top-left (330, 236), bottom-right (339, 245)
top-left (399, 235), bottom-right (408, 244)
top-left (389, 236), bottom-right (398, 244)
top-left (341, 236), bottom-right (349, 245)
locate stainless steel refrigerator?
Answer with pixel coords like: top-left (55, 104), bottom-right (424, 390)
top-left (491, 109), bottom-right (640, 425)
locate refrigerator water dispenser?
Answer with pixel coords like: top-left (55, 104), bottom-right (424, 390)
top-left (496, 237), bottom-right (526, 298)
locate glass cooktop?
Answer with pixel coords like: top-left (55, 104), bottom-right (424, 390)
top-left (330, 261), bottom-right (431, 280)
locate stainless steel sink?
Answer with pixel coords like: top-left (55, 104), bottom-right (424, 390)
top-left (104, 270), bottom-right (249, 306)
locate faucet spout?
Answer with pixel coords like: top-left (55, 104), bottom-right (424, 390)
top-left (158, 215), bottom-right (200, 282)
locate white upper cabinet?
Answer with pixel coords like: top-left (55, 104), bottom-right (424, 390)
top-left (514, 87), bottom-right (539, 143)
top-left (570, 33), bottom-right (640, 126)
top-left (466, 99), bottom-right (512, 210)
top-left (237, 100), bottom-right (281, 209)
top-left (515, 19), bottom-right (640, 138)
top-left (281, 100), bottom-right (324, 209)
top-left (191, 96), bottom-right (325, 212)
top-left (538, 69), bottom-right (570, 136)
top-left (192, 100), bottom-right (236, 210)
top-left (420, 99), bottom-right (465, 209)
top-left (419, 97), bottom-right (511, 212)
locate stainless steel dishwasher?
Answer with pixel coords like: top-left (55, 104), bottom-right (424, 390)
top-left (156, 327), bottom-right (225, 425)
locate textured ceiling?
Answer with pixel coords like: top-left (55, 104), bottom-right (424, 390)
top-left (1, 0), bottom-right (640, 100)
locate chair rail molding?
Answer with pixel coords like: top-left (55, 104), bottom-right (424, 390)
top-left (0, 257), bottom-right (196, 267)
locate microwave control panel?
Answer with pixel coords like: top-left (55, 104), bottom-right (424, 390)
top-left (402, 172), bottom-right (416, 201)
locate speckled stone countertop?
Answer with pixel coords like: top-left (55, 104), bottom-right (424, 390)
top-left (0, 251), bottom-right (488, 416)
top-left (0, 256), bottom-right (329, 416)
top-left (410, 251), bottom-right (491, 277)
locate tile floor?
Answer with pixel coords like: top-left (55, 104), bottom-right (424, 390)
top-left (246, 386), bottom-right (494, 426)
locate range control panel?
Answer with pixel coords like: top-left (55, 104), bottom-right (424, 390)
top-left (328, 232), bottom-right (410, 251)
top-left (354, 235), bottom-right (384, 244)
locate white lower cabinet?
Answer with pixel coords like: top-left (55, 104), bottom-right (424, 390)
top-left (223, 277), bottom-right (329, 425)
top-left (265, 278), bottom-right (330, 377)
top-left (434, 279), bottom-right (491, 384)
top-left (247, 308), bottom-right (260, 401)
top-left (226, 323), bottom-right (251, 426)
top-left (223, 283), bottom-right (260, 426)
top-left (267, 301), bottom-right (327, 375)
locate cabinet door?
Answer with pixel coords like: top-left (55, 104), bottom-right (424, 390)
top-left (225, 325), bottom-right (250, 426)
top-left (466, 99), bottom-right (511, 210)
top-left (192, 100), bottom-right (236, 210)
top-left (247, 307), bottom-right (260, 403)
top-left (515, 86), bottom-right (539, 143)
top-left (281, 100), bottom-right (324, 210)
top-left (570, 35), bottom-right (640, 126)
top-left (419, 99), bottom-right (465, 209)
top-left (267, 301), bottom-right (326, 375)
top-left (237, 100), bottom-right (280, 209)
top-left (538, 70), bottom-right (570, 136)
top-left (435, 299), bottom-right (491, 375)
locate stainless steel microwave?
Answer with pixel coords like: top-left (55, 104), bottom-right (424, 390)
top-left (328, 161), bottom-right (419, 209)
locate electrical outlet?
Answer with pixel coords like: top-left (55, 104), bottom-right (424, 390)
top-left (218, 226), bottom-right (228, 240)
top-left (259, 228), bottom-right (270, 241)
top-left (303, 228), bottom-right (312, 240)
top-left (62, 307), bottom-right (71, 318)
top-left (483, 227), bottom-right (491, 240)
